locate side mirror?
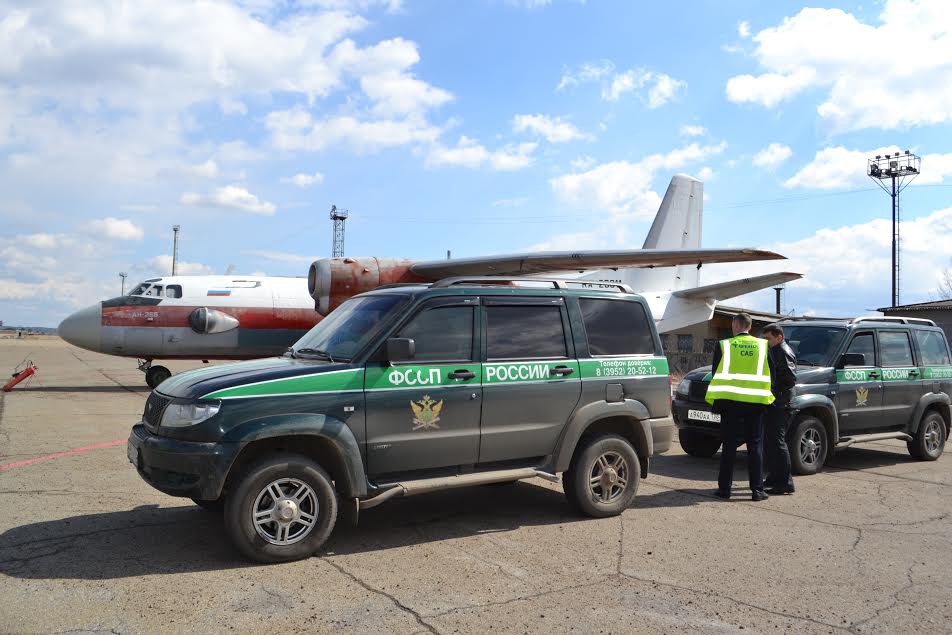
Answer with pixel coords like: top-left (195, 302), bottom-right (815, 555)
top-left (386, 338), bottom-right (415, 363)
top-left (836, 353), bottom-right (866, 369)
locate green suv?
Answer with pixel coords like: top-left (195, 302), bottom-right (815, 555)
top-left (673, 317), bottom-right (951, 474)
top-left (128, 278), bottom-right (674, 562)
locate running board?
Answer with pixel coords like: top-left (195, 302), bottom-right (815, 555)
top-left (836, 432), bottom-right (913, 449)
top-left (359, 468), bottom-right (558, 510)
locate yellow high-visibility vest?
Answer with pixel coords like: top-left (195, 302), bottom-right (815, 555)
top-left (705, 334), bottom-right (775, 406)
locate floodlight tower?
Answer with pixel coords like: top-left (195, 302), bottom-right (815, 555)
top-left (119, 272), bottom-right (128, 295)
top-left (330, 205), bottom-right (349, 257)
top-left (868, 150), bottom-right (921, 307)
top-left (171, 225), bottom-right (181, 276)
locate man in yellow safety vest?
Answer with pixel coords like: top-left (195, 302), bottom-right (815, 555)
top-left (705, 312), bottom-right (774, 501)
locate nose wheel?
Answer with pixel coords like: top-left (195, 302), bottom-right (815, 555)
top-left (139, 360), bottom-right (172, 389)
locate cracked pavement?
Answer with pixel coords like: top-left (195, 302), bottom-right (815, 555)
top-left (1, 337), bottom-right (951, 634)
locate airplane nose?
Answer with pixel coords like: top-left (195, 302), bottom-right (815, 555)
top-left (58, 303), bottom-right (103, 352)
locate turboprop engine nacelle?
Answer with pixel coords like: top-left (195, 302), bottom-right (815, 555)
top-left (308, 257), bottom-right (424, 315)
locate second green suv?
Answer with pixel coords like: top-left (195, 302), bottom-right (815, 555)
top-left (673, 317), bottom-right (951, 474)
top-left (128, 278), bottom-right (674, 562)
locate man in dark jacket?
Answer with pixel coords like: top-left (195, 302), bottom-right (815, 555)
top-left (762, 323), bottom-right (797, 494)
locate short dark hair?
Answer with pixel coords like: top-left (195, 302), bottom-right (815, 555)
top-left (732, 312), bottom-right (752, 330)
top-left (762, 323), bottom-right (784, 338)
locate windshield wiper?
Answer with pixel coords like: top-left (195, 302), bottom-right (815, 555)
top-left (295, 347), bottom-right (336, 362)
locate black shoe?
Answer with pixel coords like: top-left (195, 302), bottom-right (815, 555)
top-left (751, 490), bottom-right (769, 501)
top-left (714, 489), bottom-right (731, 500)
top-left (766, 486), bottom-right (794, 495)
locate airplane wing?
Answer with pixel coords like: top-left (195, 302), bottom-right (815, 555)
top-left (670, 272), bottom-right (803, 301)
top-left (409, 248), bottom-right (786, 280)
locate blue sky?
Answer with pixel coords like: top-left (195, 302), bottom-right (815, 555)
top-left (2, 0), bottom-right (952, 327)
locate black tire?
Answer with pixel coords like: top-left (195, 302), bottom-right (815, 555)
top-left (145, 365), bottom-right (172, 389)
top-left (225, 454), bottom-right (338, 563)
top-left (564, 434), bottom-right (641, 518)
top-left (907, 411), bottom-right (947, 461)
top-left (678, 429), bottom-right (722, 458)
top-left (191, 497), bottom-right (225, 512)
top-left (790, 414), bottom-right (828, 475)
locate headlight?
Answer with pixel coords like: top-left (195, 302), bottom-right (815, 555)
top-left (676, 379), bottom-right (692, 397)
top-left (160, 401), bottom-right (221, 428)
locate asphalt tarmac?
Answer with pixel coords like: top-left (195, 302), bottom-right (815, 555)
top-left (1, 336), bottom-right (950, 634)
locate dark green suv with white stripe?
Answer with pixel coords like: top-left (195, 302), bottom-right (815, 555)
top-left (673, 317), bottom-right (950, 474)
top-left (128, 278), bottom-right (674, 562)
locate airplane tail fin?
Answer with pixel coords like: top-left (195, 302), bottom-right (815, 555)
top-left (657, 272), bottom-right (803, 333)
top-left (582, 174), bottom-right (703, 290)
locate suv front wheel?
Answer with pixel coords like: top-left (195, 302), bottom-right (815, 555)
top-left (225, 454), bottom-right (338, 563)
top-left (678, 429), bottom-right (721, 458)
top-left (564, 434), bottom-right (641, 518)
top-left (908, 411), bottom-right (947, 461)
top-left (790, 415), bottom-right (828, 475)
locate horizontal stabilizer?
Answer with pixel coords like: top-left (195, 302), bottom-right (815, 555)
top-left (411, 248), bottom-right (785, 280)
top-left (671, 272), bottom-right (802, 301)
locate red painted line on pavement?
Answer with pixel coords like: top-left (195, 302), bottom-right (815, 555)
top-left (0, 439), bottom-right (126, 472)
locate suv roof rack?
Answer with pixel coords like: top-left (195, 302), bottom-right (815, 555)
top-left (430, 276), bottom-right (634, 293)
top-left (849, 316), bottom-right (937, 327)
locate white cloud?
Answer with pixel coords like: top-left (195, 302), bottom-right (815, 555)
top-left (697, 166), bottom-right (714, 181)
top-left (738, 21), bottom-right (751, 38)
top-left (21, 233), bottom-right (62, 249)
top-left (570, 155), bottom-right (597, 170)
top-left (424, 136), bottom-right (536, 171)
top-left (87, 218), bottom-right (145, 241)
top-left (725, 2), bottom-right (952, 131)
top-left (512, 114), bottom-right (588, 143)
top-left (183, 159), bottom-right (219, 178)
top-left (550, 142), bottom-right (727, 223)
top-left (492, 197), bottom-right (529, 207)
top-left (248, 250), bottom-right (319, 264)
top-left (181, 186), bottom-right (277, 215)
top-left (281, 171), bottom-right (325, 187)
top-left (752, 143), bottom-right (792, 168)
top-left (785, 146), bottom-right (952, 190)
top-left (145, 255), bottom-right (214, 276)
top-left (680, 124), bottom-right (706, 137)
top-left (266, 108), bottom-right (442, 153)
top-left (558, 61), bottom-right (686, 108)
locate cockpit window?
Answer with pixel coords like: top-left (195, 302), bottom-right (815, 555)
top-left (130, 283), bottom-right (150, 296)
top-left (144, 285), bottom-right (163, 297)
top-left (165, 285), bottom-right (183, 298)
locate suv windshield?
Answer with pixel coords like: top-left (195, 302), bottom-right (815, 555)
top-left (292, 294), bottom-right (407, 361)
top-left (780, 325), bottom-right (847, 366)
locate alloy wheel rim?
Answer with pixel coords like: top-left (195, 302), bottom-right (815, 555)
top-left (589, 451), bottom-right (629, 504)
top-left (924, 420), bottom-right (943, 454)
top-left (800, 428), bottom-right (822, 465)
top-left (252, 478), bottom-right (319, 546)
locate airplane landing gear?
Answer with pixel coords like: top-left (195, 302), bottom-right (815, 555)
top-left (139, 359), bottom-right (172, 389)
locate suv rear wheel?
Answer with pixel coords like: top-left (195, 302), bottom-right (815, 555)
top-left (225, 454), bottom-right (338, 563)
top-left (908, 411), bottom-right (947, 461)
top-left (678, 429), bottom-right (721, 457)
top-left (790, 415), bottom-right (828, 475)
top-left (564, 434), bottom-right (640, 518)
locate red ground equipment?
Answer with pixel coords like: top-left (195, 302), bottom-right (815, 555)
top-left (3, 362), bottom-right (37, 392)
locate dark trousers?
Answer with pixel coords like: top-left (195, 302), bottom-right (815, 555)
top-left (765, 403), bottom-right (795, 490)
top-left (717, 401), bottom-right (766, 493)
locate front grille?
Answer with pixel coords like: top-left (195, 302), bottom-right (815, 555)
top-left (143, 391), bottom-right (171, 432)
top-left (688, 380), bottom-right (709, 403)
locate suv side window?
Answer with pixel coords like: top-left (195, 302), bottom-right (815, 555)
top-left (844, 332), bottom-right (876, 366)
top-left (578, 298), bottom-right (654, 356)
top-left (487, 305), bottom-right (567, 360)
top-left (915, 331), bottom-right (951, 365)
top-left (879, 331), bottom-right (914, 367)
top-left (397, 306), bottom-right (475, 362)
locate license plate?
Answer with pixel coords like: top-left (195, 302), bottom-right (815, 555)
top-left (127, 441), bottom-right (138, 465)
top-left (688, 409), bottom-right (721, 423)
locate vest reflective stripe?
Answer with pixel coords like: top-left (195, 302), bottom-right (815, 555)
top-left (705, 335), bottom-right (774, 405)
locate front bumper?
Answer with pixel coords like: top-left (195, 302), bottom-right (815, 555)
top-left (672, 398), bottom-right (721, 437)
top-left (127, 423), bottom-right (238, 500)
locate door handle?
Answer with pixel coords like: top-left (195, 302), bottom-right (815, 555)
top-left (550, 365), bottom-right (574, 377)
top-left (909, 370), bottom-right (920, 377)
top-left (449, 370), bottom-right (475, 380)
top-left (868, 371), bottom-right (880, 379)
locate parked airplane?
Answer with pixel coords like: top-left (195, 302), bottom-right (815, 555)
top-left (58, 174), bottom-right (800, 387)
